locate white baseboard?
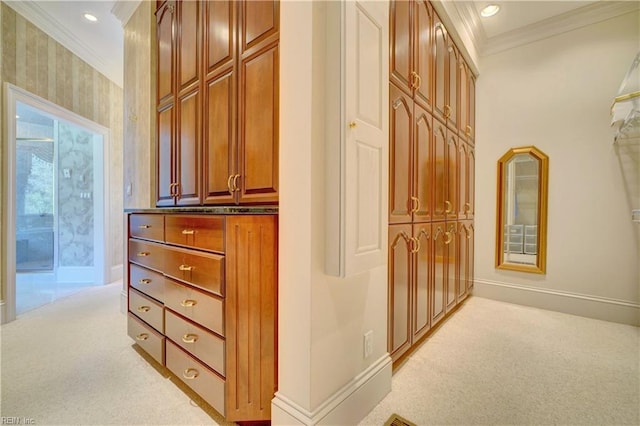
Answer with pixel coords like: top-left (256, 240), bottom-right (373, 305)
top-left (110, 263), bottom-right (123, 282)
top-left (473, 278), bottom-right (640, 326)
top-left (0, 299), bottom-right (7, 324)
top-left (272, 354), bottom-right (392, 425)
top-left (120, 288), bottom-right (128, 314)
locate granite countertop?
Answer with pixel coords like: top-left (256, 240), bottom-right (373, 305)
top-left (124, 205), bottom-right (278, 214)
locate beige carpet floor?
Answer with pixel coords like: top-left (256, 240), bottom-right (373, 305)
top-left (1, 281), bottom-right (638, 425)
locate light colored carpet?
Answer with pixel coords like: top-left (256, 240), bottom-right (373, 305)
top-left (360, 297), bottom-right (640, 426)
top-left (0, 281), bottom-right (227, 425)
top-left (1, 283), bottom-right (638, 425)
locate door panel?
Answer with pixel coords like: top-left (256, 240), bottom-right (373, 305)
top-left (176, 90), bottom-right (201, 205)
top-left (388, 225), bottom-right (412, 361)
top-left (447, 42), bottom-right (459, 131)
top-left (389, 0), bottom-right (412, 95)
top-left (156, 1), bottom-right (174, 107)
top-left (467, 146), bottom-right (475, 218)
top-left (432, 119), bottom-right (447, 221)
top-left (240, 0), bottom-right (279, 55)
top-left (445, 223), bottom-right (457, 312)
top-left (157, 104), bottom-right (175, 206)
top-left (413, 223), bottom-right (431, 341)
top-left (433, 17), bottom-right (448, 123)
top-left (205, 0), bottom-right (234, 78)
top-left (431, 223), bottom-right (446, 326)
top-left (446, 131), bottom-right (458, 221)
top-left (414, 0), bottom-right (432, 111)
top-left (389, 83), bottom-right (413, 224)
top-left (413, 104), bottom-right (432, 223)
top-left (177, 0), bottom-right (200, 92)
top-left (203, 72), bottom-right (236, 204)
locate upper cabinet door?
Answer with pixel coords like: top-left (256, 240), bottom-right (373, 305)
top-left (157, 104), bottom-right (175, 206)
top-left (204, 0), bottom-right (235, 79)
top-left (446, 41), bottom-right (459, 131)
top-left (239, 0), bottom-right (279, 56)
top-left (413, 0), bottom-right (433, 112)
top-left (389, 83), bottom-right (413, 225)
top-left (176, 90), bottom-right (201, 205)
top-left (156, 1), bottom-right (175, 107)
top-left (413, 103), bottom-right (432, 223)
top-left (469, 74), bottom-right (476, 144)
top-left (459, 61), bottom-right (469, 141)
top-left (176, 0), bottom-right (200, 93)
top-left (432, 16), bottom-right (448, 124)
top-left (389, 0), bottom-right (412, 95)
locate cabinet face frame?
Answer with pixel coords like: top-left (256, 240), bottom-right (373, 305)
top-left (495, 146), bottom-right (548, 274)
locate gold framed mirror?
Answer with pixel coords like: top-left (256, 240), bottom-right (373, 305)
top-left (496, 146), bottom-right (549, 274)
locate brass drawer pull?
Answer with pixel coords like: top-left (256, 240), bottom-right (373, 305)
top-left (181, 333), bottom-right (198, 344)
top-left (180, 299), bottom-right (197, 307)
top-left (138, 225), bottom-right (151, 229)
top-left (137, 306), bottom-right (151, 313)
top-left (137, 251), bottom-right (150, 257)
top-left (178, 264), bottom-right (193, 272)
top-left (136, 333), bottom-right (149, 341)
top-left (181, 229), bottom-right (195, 235)
top-left (444, 200), bottom-right (452, 213)
top-left (138, 278), bottom-right (151, 285)
top-left (183, 368), bottom-right (199, 380)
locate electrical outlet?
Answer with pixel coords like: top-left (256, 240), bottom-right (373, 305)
top-left (364, 330), bottom-right (373, 359)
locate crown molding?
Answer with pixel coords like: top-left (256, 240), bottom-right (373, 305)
top-left (432, 0), bottom-right (482, 75)
top-left (4, 1), bottom-right (123, 87)
top-left (111, 0), bottom-right (141, 27)
top-left (483, 1), bottom-right (640, 56)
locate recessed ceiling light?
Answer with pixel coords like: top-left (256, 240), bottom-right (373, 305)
top-left (480, 4), bottom-right (501, 18)
top-left (83, 13), bottom-right (98, 22)
top-left (16, 115), bottom-right (20, 119)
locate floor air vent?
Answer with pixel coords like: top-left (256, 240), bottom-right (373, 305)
top-left (384, 413), bottom-right (417, 426)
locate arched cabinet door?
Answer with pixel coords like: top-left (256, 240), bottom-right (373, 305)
top-left (412, 223), bottom-right (432, 342)
top-left (389, 83), bottom-right (413, 224)
top-left (413, 0), bottom-right (433, 111)
top-left (458, 221), bottom-right (474, 302)
top-left (389, 0), bottom-right (412, 94)
top-left (388, 225), bottom-right (413, 361)
top-left (431, 223), bottom-right (447, 326)
top-left (432, 17), bottom-right (448, 123)
top-left (414, 104), bottom-right (432, 223)
top-left (445, 223), bottom-right (458, 313)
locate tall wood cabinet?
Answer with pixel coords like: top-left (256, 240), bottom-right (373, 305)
top-left (388, 0), bottom-right (475, 363)
top-left (156, 0), bottom-right (279, 206)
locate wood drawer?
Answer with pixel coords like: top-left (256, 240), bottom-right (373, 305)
top-left (129, 214), bottom-right (164, 242)
top-left (129, 288), bottom-right (164, 333)
top-left (165, 310), bottom-right (225, 376)
top-left (164, 278), bottom-right (224, 336)
top-left (129, 239), bottom-right (166, 272)
top-left (127, 313), bottom-right (165, 366)
top-left (163, 245), bottom-right (224, 296)
top-left (129, 263), bottom-right (165, 303)
top-left (165, 215), bottom-right (224, 253)
top-left (166, 340), bottom-right (225, 416)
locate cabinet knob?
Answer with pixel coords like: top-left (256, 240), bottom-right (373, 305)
top-left (138, 278), bottom-right (151, 285)
top-left (444, 200), bottom-right (452, 214)
top-left (137, 251), bottom-right (150, 257)
top-left (444, 105), bottom-right (451, 119)
top-left (349, 121), bottom-right (357, 129)
top-left (464, 202), bottom-right (471, 213)
top-left (443, 231), bottom-right (452, 245)
top-left (137, 306), bottom-right (151, 313)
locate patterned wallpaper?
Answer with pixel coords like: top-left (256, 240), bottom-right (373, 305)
top-left (0, 2), bottom-right (124, 297)
top-left (57, 122), bottom-right (94, 267)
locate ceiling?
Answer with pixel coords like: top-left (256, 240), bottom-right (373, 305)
top-left (5, 1), bottom-right (638, 87)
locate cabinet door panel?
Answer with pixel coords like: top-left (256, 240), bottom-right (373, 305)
top-left (432, 120), bottom-right (447, 221)
top-left (389, 83), bottom-right (412, 224)
top-left (157, 104), bottom-right (175, 206)
top-left (445, 223), bottom-right (458, 312)
top-left (176, 90), bottom-right (201, 205)
top-left (469, 75), bottom-right (476, 144)
top-left (458, 143), bottom-right (468, 219)
top-left (414, 0), bottom-right (433, 111)
top-left (458, 221), bottom-right (473, 302)
top-left (156, 1), bottom-right (174, 106)
top-left (413, 223), bottom-right (431, 342)
top-left (239, 44), bottom-right (279, 203)
top-left (240, 0), bottom-right (279, 55)
top-left (203, 72), bottom-right (236, 204)
top-left (446, 131), bottom-right (458, 221)
top-left (414, 104), bottom-right (432, 223)
top-left (467, 146), bottom-right (475, 218)
top-left (205, 0), bottom-right (234, 78)
top-left (177, 0), bottom-right (199, 92)
top-left (447, 42), bottom-right (459, 131)
top-left (433, 17), bottom-right (448, 123)
top-left (388, 225), bottom-right (412, 361)
top-left (459, 62), bottom-right (469, 141)
top-left (431, 223), bottom-right (447, 326)
top-left (389, 0), bottom-right (412, 95)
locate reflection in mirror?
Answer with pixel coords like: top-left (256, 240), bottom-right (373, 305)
top-left (496, 146), bottom-right (548, 274)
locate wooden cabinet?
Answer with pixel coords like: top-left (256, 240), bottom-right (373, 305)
top-left (388, 0), bottom-right (475, 365)
top-left (127, 212), bottom-right (277, 422)
top-left (156, 0), bottom-right (279, 207)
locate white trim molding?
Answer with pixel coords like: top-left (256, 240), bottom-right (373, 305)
top-left (473, 278), bottom-right (640, 326)
top-left (271, 354), bottom-right (392, 426)
top-left (111, 0), bottom-right (142, 28)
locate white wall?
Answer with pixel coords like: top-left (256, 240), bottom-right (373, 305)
top-left (274, 1), bottom-right (391, 424)
top-left (474, 11), bottom-right (640, 325)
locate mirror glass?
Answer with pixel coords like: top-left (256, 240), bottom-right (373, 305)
top-left (496, 146), bottom-right (548, 274)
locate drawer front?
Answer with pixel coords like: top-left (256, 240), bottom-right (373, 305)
top-left (129, 288), bottom-right (164, 333)
top-left (129, 263), bottom-right (165, 303)
top-left (165, 215), bottom-right (224, 253)
top-left (166, 340), bottom-right (225, 416)
top-left (163, 245), bottom-right (224, 296)
top-left (127, 313), bottom-right (165, 365)
top-left (129, 214), bottom-right (164, 242)
top-left (164, 278), bottom-right (224, 336)
top-left (165, 310), bottom-right (225, 376)
top-left (129, 239), bottom-right (165, 272)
